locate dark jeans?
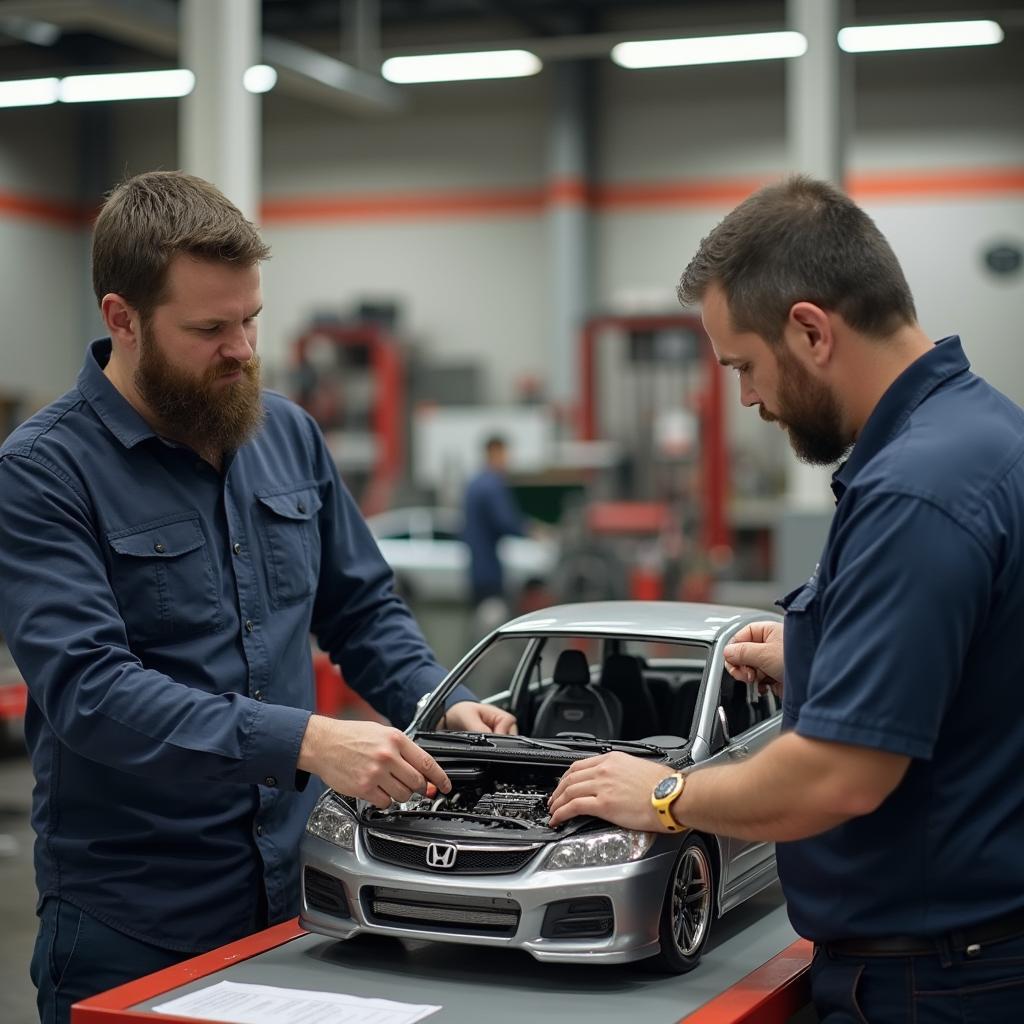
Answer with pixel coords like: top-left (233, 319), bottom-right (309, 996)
top-left (30, 898), bottom-right (188, 1024)
top-left (811, 931), bottom-right (1024, 1023)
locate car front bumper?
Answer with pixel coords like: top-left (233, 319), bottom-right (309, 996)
top-left (299, 828), bottom-right (677, 964)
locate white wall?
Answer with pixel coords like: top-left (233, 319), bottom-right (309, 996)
top-left (0, 106), bottom-right (86, 400)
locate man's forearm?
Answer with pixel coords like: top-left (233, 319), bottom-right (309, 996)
top-left (670, 732), bottom-right (909, 842)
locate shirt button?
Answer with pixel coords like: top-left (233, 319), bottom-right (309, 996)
top-left (254, 689), bottom-right (264, 701)
top-left (233, 542), bottom-right (242, 555)
top-left (245, 619), bottom-right (254, 633)
top-left (255, 824), bottom-right (264, 837)
top-left (297, 502), bottom-right (306, 514)
top-left (264, 776), bottom-right (277, 787)
top-left (154, 542), bottom-right (165, 553)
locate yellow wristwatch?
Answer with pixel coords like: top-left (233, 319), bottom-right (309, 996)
top-left (651, 772), bottom-right (686, 833)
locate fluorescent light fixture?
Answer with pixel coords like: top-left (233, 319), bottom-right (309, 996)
top-left (612, 31), bottom-right (807, 69)
top-left (244, 64), bottom-right (277, 94)
top-left (381, 49), bottom-right (541, 83)
top-left (838, 20), bottom-right (1003, 53)
top-left (59, 69), bottom-right (195, 103)
top-left (0, 77), bottom-right (60, 108)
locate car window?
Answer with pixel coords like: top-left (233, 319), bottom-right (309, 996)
top-left (431, 527), bottom-right (461, 542)
top-left (452, 635), bottom-right (533, 702)
top-left (716, 665), bottom-right (779, 741)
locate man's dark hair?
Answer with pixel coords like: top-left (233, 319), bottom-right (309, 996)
top-left (92, 170), bottom-right (271, 319)
top-left (678, 175), bottom-right (916, 344)
top-left (484, 435), bottom-right (507, 456)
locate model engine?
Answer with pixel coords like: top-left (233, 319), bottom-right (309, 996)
top-left (363, 763), bottom-right (562, 832)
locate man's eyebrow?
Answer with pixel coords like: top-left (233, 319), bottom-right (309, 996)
top-left (717, 355), bottom-right (740, 367)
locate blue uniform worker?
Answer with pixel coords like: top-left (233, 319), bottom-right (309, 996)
top-left (547, 176), bottom-right (1024, 1023)
top-left (0, 171), bottom-right (513, 1024)
top-left (462, 436), bottom-right (524, 604)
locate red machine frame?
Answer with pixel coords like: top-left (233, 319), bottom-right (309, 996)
top-left (578, 313), bottom-right (730, 558)
top-left (293, 323), bottom-right (404, 517)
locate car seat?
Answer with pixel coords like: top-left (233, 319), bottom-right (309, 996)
top-left (533, 650), bottom-right (623, 740)
top-left (598, 654), bottom-right (659, 739)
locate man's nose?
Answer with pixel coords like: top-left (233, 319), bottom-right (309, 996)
top-left (221, 325), bottom-right (255, 362)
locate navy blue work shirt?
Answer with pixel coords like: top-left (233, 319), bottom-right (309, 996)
top-left (462, 467), bottom-right (524, 601)
top-left (777, 336), bottom-right (1024, 942)
top-left (0, 340), bottom-right (473, 953)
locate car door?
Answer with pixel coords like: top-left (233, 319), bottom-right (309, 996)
top-left (702, 666), bottom-right (780, 906)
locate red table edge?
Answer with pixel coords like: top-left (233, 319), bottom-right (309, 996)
top-left (72, 919), bottom-right (308, 1023)
top-left (72, 923), bottom-right (812, 1024)
top-left (679, 938), bottom-right (813, 1024)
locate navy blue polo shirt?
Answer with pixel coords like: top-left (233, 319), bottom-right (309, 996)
top-left (777, 336), bottom-right (1024, 942)
top-left (0, 340), bottom-right (472, 953)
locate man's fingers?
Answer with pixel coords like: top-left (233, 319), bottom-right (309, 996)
top-left (399, 734), bottom-right (451, 793)
top-left (548, 795), bottom-right (599, 827)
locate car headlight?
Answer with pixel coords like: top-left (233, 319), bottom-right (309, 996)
top-left (305, 793), bottom-right (356, 850)
top-left (541, 830), bottom-right (654, 870)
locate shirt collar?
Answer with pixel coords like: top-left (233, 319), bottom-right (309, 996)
top-left (831, 335), bottom-right (969, 502)
top-left (76, 338), bottom-right (158, 450)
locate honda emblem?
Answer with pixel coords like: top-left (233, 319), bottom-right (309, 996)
top-left (426, 842), bottom-right (458, 869)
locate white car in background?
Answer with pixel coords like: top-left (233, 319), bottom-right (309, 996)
top-left (367, 507), bottom-right (558, 604)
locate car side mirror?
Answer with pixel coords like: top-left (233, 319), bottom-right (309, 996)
top-left (712, 706), bottom-right (731, 752)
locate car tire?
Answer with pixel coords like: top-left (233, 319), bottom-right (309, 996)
top-left (647, 832), bottom-right (715, 974)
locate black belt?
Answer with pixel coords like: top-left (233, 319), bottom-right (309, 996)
top-left (821, 906), bottom-right (1024, 958)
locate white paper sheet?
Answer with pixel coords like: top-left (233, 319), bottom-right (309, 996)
top-left (152, 979), bottom-right (442, 1024)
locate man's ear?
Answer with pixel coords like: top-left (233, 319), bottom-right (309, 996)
top-left (100, 293), bottom-right (141, 351)
top-left (785, 301), bottom-right (834, 369)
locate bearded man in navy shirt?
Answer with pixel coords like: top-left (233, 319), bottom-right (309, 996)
top-left (0, 170), bottom-right (514, 1024)
top-left (549, 176), bottom-right (1024, 1023)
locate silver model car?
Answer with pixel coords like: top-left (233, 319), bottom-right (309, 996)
top-left (300, 602), bottom-right (782, 973)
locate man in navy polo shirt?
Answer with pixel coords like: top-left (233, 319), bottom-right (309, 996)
top-left (548, 176), bottom-right (1024, 1022)
top-left (0, 170), bottom-right (515, 1024)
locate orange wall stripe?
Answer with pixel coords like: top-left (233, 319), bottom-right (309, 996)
top-left (0, 190), bottom-right (91, 228)
top-left (849, 168), bottom-right (1024, 199)
top-left (261, 186), bottom-right (545, 223)
top-left (3, 168), bottom-right (1022, 230)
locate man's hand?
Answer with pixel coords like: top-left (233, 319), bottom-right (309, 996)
top-left (547, 752), bottom-right (674, 831)
top-left (443, 701), bottom-right (518, 735)
top-left (298, 716), bottom-right (451, 809)
top-left (724, 621), bottom-right (784, 695)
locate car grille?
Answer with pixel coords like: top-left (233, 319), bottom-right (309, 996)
top-left (362, 886), bottom-right (520, 937)
top-left (364, 830), bottom-right (541, 874)
top-left (304, 867), bottom-right (351, 919)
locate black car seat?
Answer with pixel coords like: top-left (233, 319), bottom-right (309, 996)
top-left (533, 649), bottom-right (623, 739)
top-left (721, 672), bottom-right (753, 737)
top-left (598, 654), bottom-right (659, 739)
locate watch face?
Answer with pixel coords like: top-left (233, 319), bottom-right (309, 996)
top-left (654, 775), bottom-right (678, 800)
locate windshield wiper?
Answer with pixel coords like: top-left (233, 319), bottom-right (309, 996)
top-left (415, 731), bottom-right (495, 746)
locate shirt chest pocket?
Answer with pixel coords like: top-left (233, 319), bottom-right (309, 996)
top-left (777, 576), bottom-right (821, 720)
top-left (255, 485), bottom-right (323, 608)
top-left (107, 515), bottom-right (221, 646)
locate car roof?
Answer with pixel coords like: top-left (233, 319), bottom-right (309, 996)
top-left (496, 601), bottom-right (777, 643)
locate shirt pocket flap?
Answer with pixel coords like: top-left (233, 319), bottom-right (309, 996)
top-left (108, 517), bottom-right (206, 559)
top-left (255, 486), bottom-right (323, 522)
top-left (778, 578), bottom-right (819, 613)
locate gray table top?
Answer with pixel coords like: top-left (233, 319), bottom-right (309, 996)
top-left (135, 883), bottom-right (798, 1022)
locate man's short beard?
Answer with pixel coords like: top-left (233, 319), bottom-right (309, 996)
top-left (134, 322), bottom-right (264, 454)
top-left (767, 347), bottom-right (850, 466)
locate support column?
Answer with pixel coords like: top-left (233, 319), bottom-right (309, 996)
top-left (180, 0), bottom-right (261, 221)
top-left (546, 61), bottom-right (594, 411)
top-left (777, 0), bottom-right (850, 588)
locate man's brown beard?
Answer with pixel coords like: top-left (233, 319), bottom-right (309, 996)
top-left (134, 323), bottom-right (265, 454)
top-left (766, 346), bottom-right (850, 466)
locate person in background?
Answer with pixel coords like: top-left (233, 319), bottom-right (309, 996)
top-left (0, 170), bottom-right (514, 1024)
top-left (548, 175), bottom-right (1024, 1023)
top-left (463, 435), bottom-right (525, 633)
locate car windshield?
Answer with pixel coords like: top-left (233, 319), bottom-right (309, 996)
top-left (426, 632), bottom-right (710, 744)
